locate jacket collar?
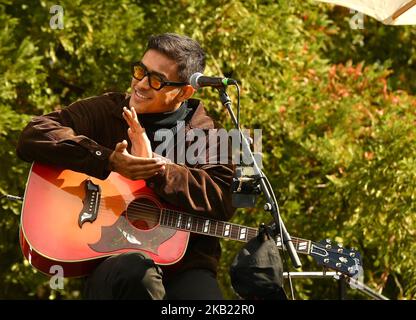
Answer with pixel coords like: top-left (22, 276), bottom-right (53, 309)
top-left (112, 93), bottom-right (216, 130)
top-left (187, 98), bottom-right (215, 130)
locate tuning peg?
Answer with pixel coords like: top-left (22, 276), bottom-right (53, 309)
top-left (326, 239), bottom-right (332, 244)
top-left (337, 248), bottom-right (343, 253)
top-left (337, 243), bottom-right (343, 248)
top-left (349, 252), bottom-right (356, 258)
top-left (336, 262), bottom-right (342, 268)
top-left (324, 258), bottom-right (329, 264)
top-left (326, 244), bottom-right (332, 249)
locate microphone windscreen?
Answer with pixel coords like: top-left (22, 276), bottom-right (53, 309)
top-left (189, 72), bottom-right (203, 89)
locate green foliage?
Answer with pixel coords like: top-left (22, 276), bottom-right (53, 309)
top-left (0, 0), bottom-right (415, 299)
top-left (321, 6), bottom-right (416, 94)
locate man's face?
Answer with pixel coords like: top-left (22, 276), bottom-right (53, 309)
top-left (129, 49), bottom-right (185, 114)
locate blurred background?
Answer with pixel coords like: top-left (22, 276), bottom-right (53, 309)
top-left (0, 0), bottom-right (415, 299)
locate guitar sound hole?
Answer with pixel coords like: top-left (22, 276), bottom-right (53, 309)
top-left (126, 198), bottom-right (161, 230)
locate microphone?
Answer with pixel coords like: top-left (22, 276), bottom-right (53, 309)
top-left (189, 72), bottom-right (237, 89)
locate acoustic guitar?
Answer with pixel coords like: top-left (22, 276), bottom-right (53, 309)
top-left (20, 163), bottom-right (362, 278)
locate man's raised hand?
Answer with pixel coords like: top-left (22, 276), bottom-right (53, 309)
top-left (122, 106), bottom-right (152, 158)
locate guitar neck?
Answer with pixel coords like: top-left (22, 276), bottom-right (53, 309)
top-left (160, 208), bottom-right (312, 255)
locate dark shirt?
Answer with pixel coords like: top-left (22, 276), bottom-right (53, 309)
top-left (16, 92), bottom-right (235, 275)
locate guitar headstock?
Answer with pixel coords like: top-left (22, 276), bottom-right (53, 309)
top-left (310, 239), bottom-right (362, 277)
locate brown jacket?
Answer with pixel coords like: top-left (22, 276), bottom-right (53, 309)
top-left (16, 92), bottom-right (235, 275)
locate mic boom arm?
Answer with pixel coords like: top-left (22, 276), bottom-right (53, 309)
top-left (217, 86), bottom-right (302, 269)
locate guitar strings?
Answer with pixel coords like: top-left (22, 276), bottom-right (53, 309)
top-left (98, 200), bottom-right (239, 236)
top-left (91, 202), bottom-right (356, 271)
top-left (97, 200), bottom-right (347, 253)
top-left (100, 200), bottom-right (208, 226)
top-left (96, 200), bottom-right (262, 240)
top-left (86, 201), bottom-right (317, 247)
top-left (118, 202), bottom-right (250, 233)
top-left (94, 200), bottom-right (316, 247)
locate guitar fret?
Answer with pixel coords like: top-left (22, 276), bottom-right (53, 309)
top-left (160, 211), bottom-right (165, 226)
top-left (167, 211), bottom-right (171, 226)
top-left (177, 213), bottom-right (182, 228)
top-left (239, 227), bottom-right (247, 240)
top-left (168, 210), bottom-right (172, 227)
top-left (164, 210), bottom-right (168, 226)
top-left (235, 225), bottom-right (241, 240)
top-left (167, 210), bottom-right (172, 227)
top-left (194, 217), bottom-right (199, 233)
top-left (231, 225), bottom-right (238, 240)
top-left (208, 219), bottom-right (216, 235)
top-left (180, 213), bottom-right (186, 230)
top-left (173, 211), bottom-right (178, 227)
top-left (229, 224), bottom-right (235, 239)
top-left (218, 221), bottom-right (223, 236)
top-left (297, 239), bottom-right (310, 253)
top-left (276, 235), bottom-right (282, 248)
top-left (161, 209), bottom-right (311, 255)
top-left (170, 211), bottom-right (175, 227)
top-left (165, 210), bottom-right (170, 227)
top-left (199, 217), bottom-right (205, 233)
top-left (247, 228), bottom-right (257, 242)
top-left (197, 218), bottom-right (205, 233)
top-left (163, 210), bottom-right (168, 226)
top-left (223, 224), bottom-right (231, 237)
top-left (203, 220), bottom-right (210, 233)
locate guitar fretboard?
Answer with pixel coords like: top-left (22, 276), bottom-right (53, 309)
top-left (160, 208), bottom-right (311, 255)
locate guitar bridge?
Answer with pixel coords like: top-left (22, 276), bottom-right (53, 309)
top-left (78, 179), bottom-right (101, 228)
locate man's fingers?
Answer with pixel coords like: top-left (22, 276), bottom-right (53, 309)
top-left (122, 109), bottom-right (134, 126)
top-left (129, 164), bottom-right (166, 180)
top-left (130, 157), bottom-right (165, 165)
top-left (130, 106), bottom-right (138, 121)
top-left (129, 162), bottom-right (165, 171)
top-left (127, 106), bottom-right (143, 129)
top-left (115, 140), bottom-right (128, 153)
top-left (123, 107), bottom-right (142, 133)
top-left (134, 171), bottom-right (162, 180)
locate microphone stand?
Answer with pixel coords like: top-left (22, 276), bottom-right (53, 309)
top-left (217, 86), bottom-right (302, 269)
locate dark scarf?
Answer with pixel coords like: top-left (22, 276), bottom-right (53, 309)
top-left (138, 101), bottom-right (192, 145)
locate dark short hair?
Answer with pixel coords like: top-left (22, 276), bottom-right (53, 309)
top-left (145, 33), bottom-right (205, 83)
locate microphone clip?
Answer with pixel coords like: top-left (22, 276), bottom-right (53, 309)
top-left (231, 165), bottom-right (261, 208)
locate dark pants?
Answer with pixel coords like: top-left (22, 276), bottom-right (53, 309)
top-left (84, 252), bottom-right (223, 300)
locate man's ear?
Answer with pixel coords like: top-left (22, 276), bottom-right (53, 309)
top-left (177, 85), bottom-right (195, 102)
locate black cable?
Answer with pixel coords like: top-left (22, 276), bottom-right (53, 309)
top-left (236, 83), bottom-right (240, 128)
top-left (231, 81), bottom-right (295, 299)
top-left (262, 174), bottom-right (296, 300)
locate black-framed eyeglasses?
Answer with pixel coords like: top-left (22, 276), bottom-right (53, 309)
top-left (131, 61), bottom-right (188, 91)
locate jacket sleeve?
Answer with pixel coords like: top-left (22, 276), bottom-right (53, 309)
top-left (16, 98), bottom-right (114, 179)
top-left (146, 162), bottom-right (235, 221)
top-left (146, 129), bottom-right (235, 221)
